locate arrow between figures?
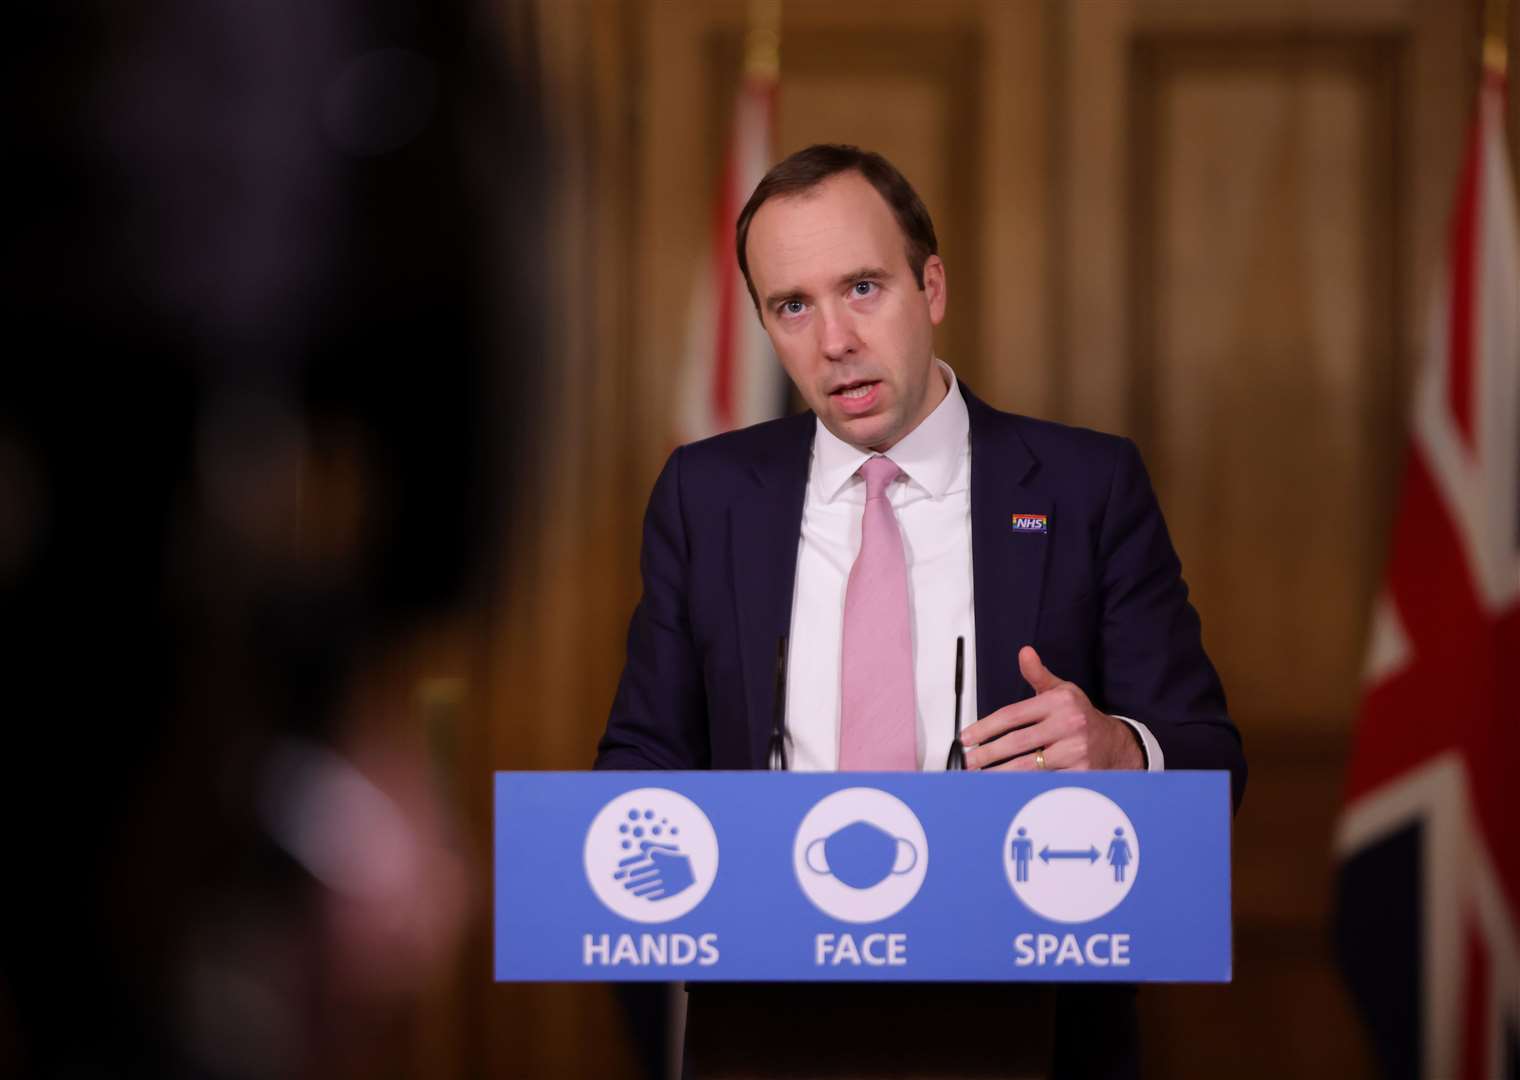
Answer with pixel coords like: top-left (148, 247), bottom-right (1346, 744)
top-left (1039, 845), bottom-right (1100, 864)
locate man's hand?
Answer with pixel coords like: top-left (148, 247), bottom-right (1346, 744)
top-left (960, 646), bottom-right (1144, 771)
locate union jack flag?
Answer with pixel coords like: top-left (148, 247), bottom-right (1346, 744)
top-left (1334, 62), bottom-right (1520, 1080)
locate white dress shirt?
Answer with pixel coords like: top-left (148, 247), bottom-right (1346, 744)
top-left (784, 362), bottom-right (1164, 772)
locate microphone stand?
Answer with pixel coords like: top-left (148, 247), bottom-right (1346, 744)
top-left (945, 636), bottom-right (966, 770)
top-left (767, 635), bottom-right (789, 770)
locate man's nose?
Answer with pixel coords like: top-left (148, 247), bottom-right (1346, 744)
top-left (816, 304), bottom-right (860, 362)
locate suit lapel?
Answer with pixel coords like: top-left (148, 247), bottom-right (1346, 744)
top-left (731, 413), bottom-right (814, 767)
top-left (964, 388), bottom-right (1050, 720)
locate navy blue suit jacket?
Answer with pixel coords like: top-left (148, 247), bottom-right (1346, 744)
top-left (597, 385), bottom-right (1244, 809)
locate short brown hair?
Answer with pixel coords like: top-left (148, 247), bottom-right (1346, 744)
top-left (735, 144), bottom-right (939, 312)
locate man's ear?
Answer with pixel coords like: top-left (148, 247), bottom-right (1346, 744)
top-left (922, 255), bottom-right (947, 325)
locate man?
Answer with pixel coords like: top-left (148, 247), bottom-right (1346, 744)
top-left (596, 145), bottom-right (1244, 1077)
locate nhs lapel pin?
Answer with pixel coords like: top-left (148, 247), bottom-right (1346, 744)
top-left (1011, 513), bottom-right (1048, 535)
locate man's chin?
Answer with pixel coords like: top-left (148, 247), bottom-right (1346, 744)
top-left (826, 414), bottom-right (900, 454)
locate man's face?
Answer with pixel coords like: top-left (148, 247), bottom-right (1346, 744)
top-left (744, 171), bottom-right (946, 452)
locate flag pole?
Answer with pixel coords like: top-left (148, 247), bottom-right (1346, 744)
top-left (1482, 0), bottom-right (1509, 80)
top-left (745, 0), bottom-right (782, 83)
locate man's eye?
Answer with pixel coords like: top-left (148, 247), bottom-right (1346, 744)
top-left (852, 281), bottom-right (876, 297)
top-left (781, 300), bottom-right (805, 316)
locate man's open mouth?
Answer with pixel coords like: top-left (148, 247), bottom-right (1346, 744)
top-left (831, 380), bottom-right (878, 399)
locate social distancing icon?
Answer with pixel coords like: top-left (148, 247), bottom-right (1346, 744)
top-left (1003, 787), bottom-right (1139, 923)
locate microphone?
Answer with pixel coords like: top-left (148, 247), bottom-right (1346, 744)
top-left (768, 635), bottom-right (789, 770)
top-left (945, 636), bottom-right (966, 770)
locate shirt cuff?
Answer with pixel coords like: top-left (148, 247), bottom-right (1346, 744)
top-left (1113, 715), bottom-right (1165, 771)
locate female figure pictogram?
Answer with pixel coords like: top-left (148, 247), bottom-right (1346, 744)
top-left (1106, 827), bottom-right (1132, 883)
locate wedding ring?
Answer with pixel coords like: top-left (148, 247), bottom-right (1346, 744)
top-left (1035, 749), bottom-right (1046, 771)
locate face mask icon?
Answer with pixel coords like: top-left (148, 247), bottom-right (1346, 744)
top-left (803, 820), bottom-right (918, 889)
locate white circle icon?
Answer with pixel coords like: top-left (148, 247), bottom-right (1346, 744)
top-left (1004, 787), bottom-right (1138, 923)
top-left (793, 788), bottom-right (928, 924)
top-left (584, 788), bottom-right (718, 923)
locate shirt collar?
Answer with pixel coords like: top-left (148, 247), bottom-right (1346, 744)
top-left (811, 360), bottom-right (970, 502)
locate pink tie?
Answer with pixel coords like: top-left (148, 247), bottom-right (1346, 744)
top-left (838, 456), bottom-right (919, 770)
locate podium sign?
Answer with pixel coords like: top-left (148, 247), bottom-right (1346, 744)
top-left (494, 771), bottom-right (1231, 983)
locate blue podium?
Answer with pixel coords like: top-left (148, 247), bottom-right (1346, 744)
top-left (494, 771), bottom-right (1231, 985)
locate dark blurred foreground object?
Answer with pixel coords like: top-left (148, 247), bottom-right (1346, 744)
top-left (1, 1), bottom-right (544, 1076)
top-left (682, 983), bottom-right (1144, 1080)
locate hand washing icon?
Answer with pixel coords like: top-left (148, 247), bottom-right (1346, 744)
top-left (804, 821), bottom-right (918, 889)
top-left (584, 788), bottom-right (719, 923)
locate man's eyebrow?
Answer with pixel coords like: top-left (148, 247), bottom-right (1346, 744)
top-left (834, 265), bottom-right (891, 288)
top-left (762, 286), bottom-right (807, 311)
